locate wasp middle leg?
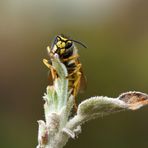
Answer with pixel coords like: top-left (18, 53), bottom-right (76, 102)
top-left (66, 63), bottom-right (82, 78)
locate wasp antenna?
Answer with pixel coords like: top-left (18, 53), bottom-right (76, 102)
top-left (71, 39), bottom-right (87, 48)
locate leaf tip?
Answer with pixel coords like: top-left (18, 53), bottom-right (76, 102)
top-left (118, 91), bottom-right (148, 110)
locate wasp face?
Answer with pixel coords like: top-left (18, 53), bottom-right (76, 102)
top-left (51, 35), bottom-right (73, 55)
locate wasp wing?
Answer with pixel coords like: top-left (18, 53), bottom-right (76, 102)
top-left (76, 58), bottom-right (87, 93)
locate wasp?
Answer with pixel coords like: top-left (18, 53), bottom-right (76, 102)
top-left (43, 34), bottom-right (86, 109)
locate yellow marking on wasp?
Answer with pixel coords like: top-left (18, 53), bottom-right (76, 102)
top-left (47, 46), bottom-right (51, 53)
top-left (67, 41), bottom-right (71, 43)
top-left (61, 42), bottom-right (65, 47)
top-left (60, 36), bottom-right (67, 41)
top-left (57, 41), bottom-right (66, 48)
top-left (57, 41), bottom-right (62, 47)
top-left (60, 48), bottom-right (65, 54)
top-left (57, 36), bottom-right (60, 41)
top-left (52, 45), bottom-right (58, 53)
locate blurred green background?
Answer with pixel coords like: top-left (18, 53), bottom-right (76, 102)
top-left (0, 0), bottom-right (148, 148)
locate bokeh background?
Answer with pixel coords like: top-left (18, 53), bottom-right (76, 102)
top-left (0, 0), bottom-right (148, 148)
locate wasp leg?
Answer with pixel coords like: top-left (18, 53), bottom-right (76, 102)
top-left (62, 54), bottom-right (79, 62)
top-left (66, 64), bottom-right (82, 78)
top-left (67, 64), bottom-right (82, 110)
top-left (47, 46), bottom-right (55, 58)
top-left (67, 78), bottom-right (75, 80)
top-left (47, 46), bottom-right (51, 53)
top-left (43, 59), bottom-right (57, 80)
top-left (72, 72), bottom-right (82, 111)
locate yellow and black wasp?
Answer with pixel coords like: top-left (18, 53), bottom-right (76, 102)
top-left (43, 34), bottom-right (86, 109)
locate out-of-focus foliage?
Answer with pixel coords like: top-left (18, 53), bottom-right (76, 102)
top-left (0, 0), bottom-right (148, 148)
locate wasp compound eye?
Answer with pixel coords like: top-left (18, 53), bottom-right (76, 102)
top-left (65, 41), bottom-right (72, 49)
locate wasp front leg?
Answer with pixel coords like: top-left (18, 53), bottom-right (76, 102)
top-left (43, 59), bottom-right (57, 81)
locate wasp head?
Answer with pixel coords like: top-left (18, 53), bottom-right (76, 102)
top-left (51, 34), bottom-right (86, 56)
top-left (51, 35), bottom-right (73, 55)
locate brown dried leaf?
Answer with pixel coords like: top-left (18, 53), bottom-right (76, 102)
top-left (118, 91), bottom-right (148, 110)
